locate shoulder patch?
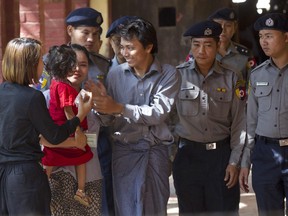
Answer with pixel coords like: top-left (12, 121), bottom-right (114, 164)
top-left (34, 70), bottom-right (50, 91)
top-left (235, 79), bottom-right (246, 100)
top-left (218, 61), bottom-right (234, 71)
top-left (247, 57), bottom-right (257, 69)
top-left (89, 52), bottom-right (110, 63)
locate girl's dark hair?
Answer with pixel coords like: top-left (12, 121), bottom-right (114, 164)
top-left (45, 44), bottom-right (76, 81)
top-left (70, 43), bottom-right (90, 62)
top-left (120, 18), bottom-right (158, 54)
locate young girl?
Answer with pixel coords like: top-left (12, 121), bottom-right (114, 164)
top-left (42, 44), bottom-right (93, 207)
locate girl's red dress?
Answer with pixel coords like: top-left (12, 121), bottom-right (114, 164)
top-left (42, 79), bottom-right (93, 166)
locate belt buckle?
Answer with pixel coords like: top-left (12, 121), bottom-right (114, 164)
top-left (206, 142), bottom-right (216, 150)
top-left (279, 139), bottom-right (288, 147)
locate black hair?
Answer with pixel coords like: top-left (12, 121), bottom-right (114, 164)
top-left (120, 18), bottom-right (158, 54)
top-left (45, 44), bottom-right (77, 81)
top-left (99, 26), bottom-right (103, 36)
top-left (70, 44), bottom-right (89, 59)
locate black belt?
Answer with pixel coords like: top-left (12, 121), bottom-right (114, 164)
top-left (179, 137), bottom-right (230, 150)
top-left (256, 135), bottom-right (288, 146)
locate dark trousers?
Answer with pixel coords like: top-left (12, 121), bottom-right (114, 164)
top-left (98, 127), bottom-right (115, 216)
top-left (173, 138), bottom-right (239, 216)
top-left (252, 137), bottom-right (288, 216)
top-left (0, 161), bottom-right (51, 216)
top-left (112, 140), bottom-right (170, 216)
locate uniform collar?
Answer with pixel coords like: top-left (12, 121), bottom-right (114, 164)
top-left (268, 58), bottom-right (288, 70)
top-left (190, 59), bottom-right (224, 76)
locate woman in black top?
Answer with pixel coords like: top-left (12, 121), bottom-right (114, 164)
top-left (0, 37), bottom-right (92, 216)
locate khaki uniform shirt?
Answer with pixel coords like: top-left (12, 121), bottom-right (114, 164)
top-left (175, 59), bottom-right (246, 165)
top-left (216, 41), bottom-right (257, 84)
top-left (88, 52), bottom-right (110, 82)
top-left (241, 59), bottom-right (288, 167)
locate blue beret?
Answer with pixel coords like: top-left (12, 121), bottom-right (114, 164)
top-left (66, 7), bottom-right (103, 27)
top-left (208, 8), bottom-right (238, 21)
top-left (106, 16), bottom-right (138, 38)
top-left (183, 20), bottom-right (222, 38)
top-left (254, 13), bottom-right (288, 32)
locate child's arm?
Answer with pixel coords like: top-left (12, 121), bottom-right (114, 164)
top-left (64, 105), bottom-right (82, 131)
top-left (64, 105), bottom-right (87, 149)
top-left (64, 106), bottom-right (76, 120)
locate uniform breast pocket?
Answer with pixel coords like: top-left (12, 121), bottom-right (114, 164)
top-left (209, 91), bottom-right (232, 117)
top-left (178, 89), bottom-right (200, 116)
top-left (255, 86), bottom-right (272, 112)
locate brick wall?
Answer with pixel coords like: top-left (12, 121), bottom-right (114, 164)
top-left (43, 0), bottom-right (89, 51)
top-left (0, 0), bottom-right (89, 83)
top-left (42, 1), bottom-right (67, 51)
top-left (0, 0), bottom-right (20, 83)
top-left (19, 0), bottom-right (89, 53)
top-left (19, 0), bottom-right (41, 44)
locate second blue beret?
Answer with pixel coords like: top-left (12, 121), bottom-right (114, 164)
top-left (184, 20), bottom-right (222, 38)
top-left (66, 7), bottom-right (103, 27)
top-left (254, 13), bottom-right (288, 32)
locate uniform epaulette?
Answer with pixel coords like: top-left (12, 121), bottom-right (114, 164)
top-left (217, 61), bottom-right (243, 80)
top-left (176, 60), bottom-right (192, 69)
top-left (250, 59), bottom-right (269, 74)
top-left (218, 61), bottom-right (235, 71)
top-left (90, 52), bottom-right (110, 63)
top-left (234, 42), bottom-right (250, 56)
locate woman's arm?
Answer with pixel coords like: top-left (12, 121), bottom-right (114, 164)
top-left (40, 135), bottom-right (75, 148)
top-left (40, 128), bottom-right (86, 151)
top-left (30, 90), bottom-right (92, 145)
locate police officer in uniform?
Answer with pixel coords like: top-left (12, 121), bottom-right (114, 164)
top-left (208, 7), bottom-right (256, 99)
top-left (239, 13), bottom-right (288, 216)
top-left (65, 7), bottom-right (110, 83)
top-left (172, 20), bottom-right (246, 215)
top-left (37, 7), bottom-right (111, 91)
